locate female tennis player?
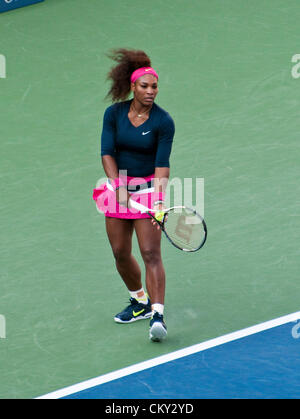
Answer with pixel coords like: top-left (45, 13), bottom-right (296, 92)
top-left (93, 49), bottom-right (175, 342)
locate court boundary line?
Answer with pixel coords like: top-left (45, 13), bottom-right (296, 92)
top-left (36, 311), bottom-right (300, 399)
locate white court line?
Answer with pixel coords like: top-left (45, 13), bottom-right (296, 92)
top-left (36, 311), bottom-right (300, 399)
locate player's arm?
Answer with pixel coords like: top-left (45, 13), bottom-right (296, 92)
top-left (151, 114), bottom-right (174, 227)
top-left (101, 107), bottom-right (130, 206)
top-left (151, 167), bottom-right (169, 227)
top-left (101, 154), bottom-right (119, 180)
top-left (154, 167), bottom-right (169, 201)
top-left (101, 155), bottom-right (130, 207)
top-left (153, 114), bottom-right (174, 205)
top-left (154, 113), bottom-right (174, 200)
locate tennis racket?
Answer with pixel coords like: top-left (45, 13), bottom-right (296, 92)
top-left (130, 200), bottom-right (207, 252)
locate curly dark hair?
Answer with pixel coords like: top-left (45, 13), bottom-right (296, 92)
top-left (106, 48), bottom-right (152, 102)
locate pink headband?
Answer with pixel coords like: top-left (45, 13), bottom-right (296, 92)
top-left (130, 67), bottom-right (159, 84)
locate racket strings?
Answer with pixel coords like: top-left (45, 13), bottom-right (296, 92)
top-left (163, 208), bottom-right (206, 251)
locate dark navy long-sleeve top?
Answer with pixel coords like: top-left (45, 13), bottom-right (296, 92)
top-left (101, 100), bottom-right (175, 177)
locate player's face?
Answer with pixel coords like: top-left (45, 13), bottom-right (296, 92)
top-left (132, 74), bottom-right (158, 106)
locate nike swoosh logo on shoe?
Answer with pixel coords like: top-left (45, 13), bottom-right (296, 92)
top-left (133, 309), bottom-right (145, 317)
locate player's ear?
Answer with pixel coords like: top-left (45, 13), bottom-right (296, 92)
top-left (130, 82), bottom-right (135, 93)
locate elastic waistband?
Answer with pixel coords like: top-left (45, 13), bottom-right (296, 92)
top-left (106, 179), bottom-right (154, 194)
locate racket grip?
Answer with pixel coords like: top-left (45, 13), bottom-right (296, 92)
top-left (129, 199), bottom-right (152, 213)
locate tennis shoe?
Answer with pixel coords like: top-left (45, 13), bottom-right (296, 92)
top-left (149, 312), bottom-right (167, 342)
top-left (114, 298), bottom-right (152, 323)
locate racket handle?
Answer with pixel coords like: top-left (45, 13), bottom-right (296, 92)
top-left (129, 199), bottom-right (152, 214)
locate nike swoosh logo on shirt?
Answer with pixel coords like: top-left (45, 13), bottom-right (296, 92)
top-left (142, 131), bottom-right (151, 135)
top-left (133, 309), bottom-right (145, 317)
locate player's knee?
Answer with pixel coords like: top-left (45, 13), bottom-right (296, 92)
top-left (112, 246), bottom-right (130, 264)
top-left (141, 248), bottom-right (161, 266)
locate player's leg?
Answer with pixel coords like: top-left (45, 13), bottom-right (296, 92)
top-left (105, 217), bottom-right (140, 290)
top-left (105, 217), bottom-right (151, 323)
top-left (134, 218), bottom-right (165, 305)
top-left (134, 218), bottom-right (167, 341)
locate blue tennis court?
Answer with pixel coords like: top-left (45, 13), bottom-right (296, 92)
top-left (37, 312), bottom-right (300, 399)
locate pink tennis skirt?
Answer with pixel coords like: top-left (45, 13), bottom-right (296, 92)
top-left (92, 174), bottom-right (155, 219)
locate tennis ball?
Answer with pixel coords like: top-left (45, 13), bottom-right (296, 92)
top-left (155, 210), bottom-right (165, 222)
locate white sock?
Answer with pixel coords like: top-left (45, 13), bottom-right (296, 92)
top-left (129, 288), bottom-right (148, 305)
top-left (152, 303), bottom-right (164, 316)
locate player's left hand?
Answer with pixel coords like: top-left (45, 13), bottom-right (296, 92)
top-left (151, 202), bottom-right (166, 230)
